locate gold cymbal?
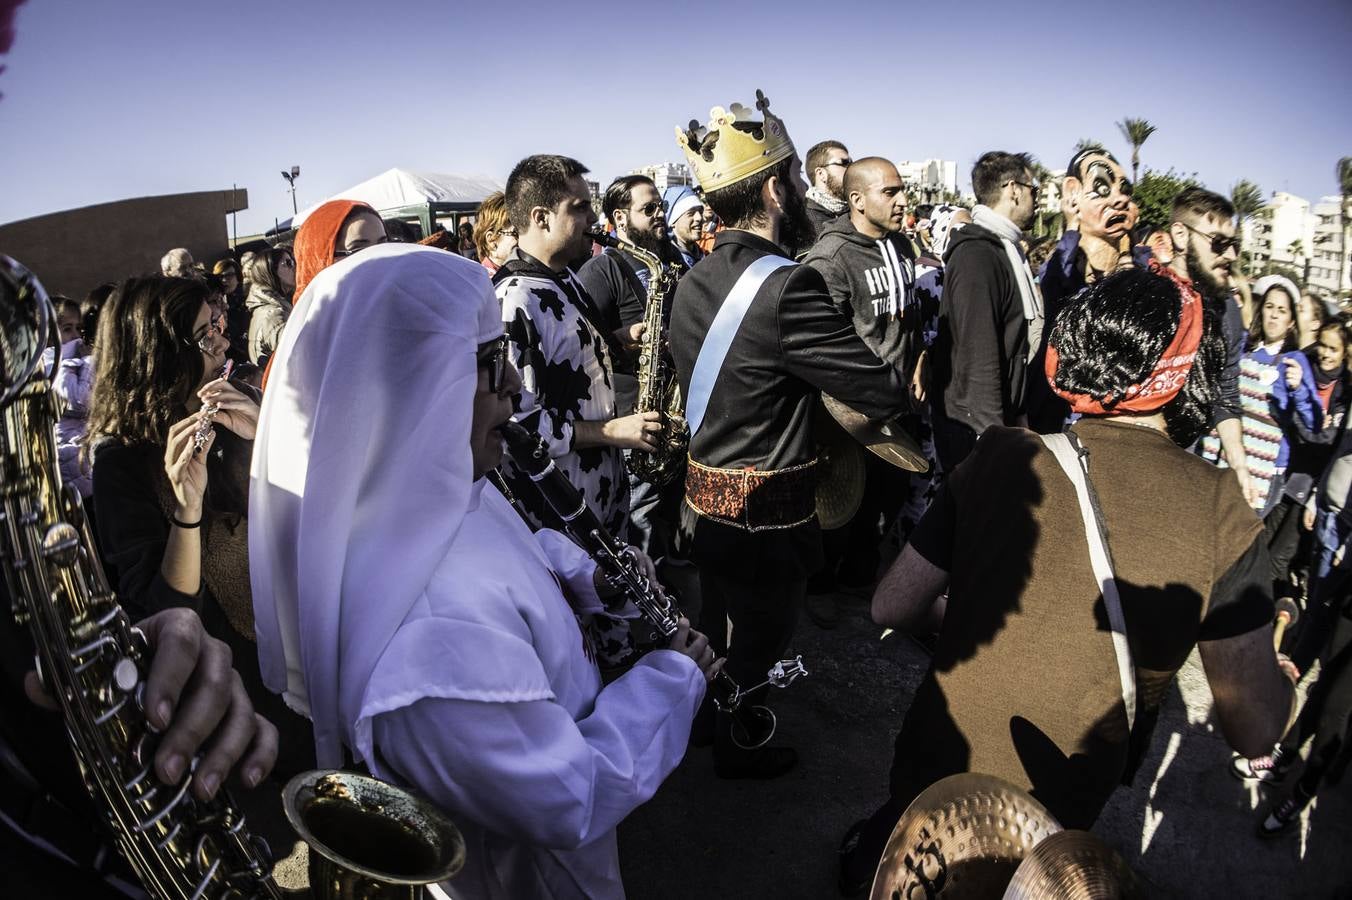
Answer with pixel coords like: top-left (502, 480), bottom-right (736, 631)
top-left (821, 393), bottom-right (930, 474)
top-left (870, 773), bottom-right (1062, 900)
top-left (1002, 830), bottom-right (1142, 900)
top-left (815, 412), bottom-right (866, 530)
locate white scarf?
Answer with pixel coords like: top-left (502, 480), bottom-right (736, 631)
top-left (806, 185), bottom-right (847, 215)
top-left (249, 243), bottom-right (503, 767)
top-left (972, 204), bottom-right (1043, 362)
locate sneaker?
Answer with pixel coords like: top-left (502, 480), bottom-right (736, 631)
top-left (1257, 788), bottom-right (1312, 837)
top-left (1229, 745), bottom-right (1293, 784)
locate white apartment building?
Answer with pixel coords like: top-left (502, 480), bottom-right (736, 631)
top-left (895, 159), bottom-right (958, 203)
top-left (1244, 191), bottom-right (1350, 296)
top-left (1309, 196), bottom-right (1349, 296)
top-left (627, 162), bottom-right (693, 193)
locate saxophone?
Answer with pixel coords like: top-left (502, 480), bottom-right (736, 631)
top-left (0, 256), bottom-right (463, 899)
top-left (588, 229), bottom-right (689, 486)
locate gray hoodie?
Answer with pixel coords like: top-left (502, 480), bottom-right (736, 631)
top-left (803, 216), bottom-right (921, 376)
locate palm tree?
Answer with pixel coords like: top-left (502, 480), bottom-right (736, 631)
top-left (1230, 180), bottom-right (1265, 254)
top-left (1338, 156), bottom-right (1352, 293)
top-left (1116, 118), bottom-right (1158, 182)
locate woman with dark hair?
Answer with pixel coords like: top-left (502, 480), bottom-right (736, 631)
top-left (85, 275), bottom-right (312, 777)
top-left (1296, 289), bottom-right (1328, 350)
top-left (244, 246), bottom-right (296, 367)
top-left (1200, 280), bottom-right (1318, 515)
top-left (839, 266), bottom-right (1297, 891)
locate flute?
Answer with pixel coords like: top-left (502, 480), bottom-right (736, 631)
top-left (193, 359), bottom-right (234, 452)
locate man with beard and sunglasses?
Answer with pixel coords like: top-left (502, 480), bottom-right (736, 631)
top-left (1165, 187), bottom-right (1257, 505)
top-left (669, 93), bottom-right (909, 779)
top-left (576, 175), bottom-right (690, 594)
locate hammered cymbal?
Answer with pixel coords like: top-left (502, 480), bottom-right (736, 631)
top-left (1002, 830), bottom-right (1142, 900)
top-left (815, 423), bottom-right (866, 530)
top-left (870, 773), bottom-right (1062, 900)
top-left (822, 393), bottom-right (930, 474)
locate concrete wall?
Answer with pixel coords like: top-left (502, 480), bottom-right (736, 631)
top-left (0, 188), bottom-right (248, 299)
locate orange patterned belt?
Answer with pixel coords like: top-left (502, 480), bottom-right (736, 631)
top-left (685, 456), bottom-right (817, 532)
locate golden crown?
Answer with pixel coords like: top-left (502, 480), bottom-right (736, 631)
top-left (675, 89), bottom-right (796, 194)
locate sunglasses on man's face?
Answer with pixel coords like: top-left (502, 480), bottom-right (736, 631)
top-left (1183, 223), bottom-right (1240, 255)
top-left (629, 201), bottom-right (664, 218)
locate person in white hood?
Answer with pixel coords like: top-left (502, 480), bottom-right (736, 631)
top-left (248, 243), bottom-right (714, 899)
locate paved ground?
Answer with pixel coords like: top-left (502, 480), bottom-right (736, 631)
top-left (618, 594), bottom-right (1352, 899)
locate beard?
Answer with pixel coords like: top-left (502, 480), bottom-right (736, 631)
top-left (779, 183), bottom-right (816, 258)
top-left (1184, 244), bottom-right (1231, 304)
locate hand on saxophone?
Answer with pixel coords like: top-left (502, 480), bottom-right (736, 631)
top-left (24, 608), bottom-right (279, 801)
top-left (603, 411), bottom-right (663, 452)
top-left (618, 321), bottom-right (647, 354)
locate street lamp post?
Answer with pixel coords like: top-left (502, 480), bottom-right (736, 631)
top-left (281, 165), bottom-right (301, 216)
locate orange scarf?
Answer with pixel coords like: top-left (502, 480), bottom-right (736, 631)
top-left (293, 199), bottom-right (377, 300)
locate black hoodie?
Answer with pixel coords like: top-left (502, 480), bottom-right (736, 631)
top-left (803, 216), bottom-right (921, 376)
top-left (930, 222), bottom-right (1029, 434)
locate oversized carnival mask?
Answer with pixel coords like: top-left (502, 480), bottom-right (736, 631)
top-left (1064, 151), bottom-right (1133, 242)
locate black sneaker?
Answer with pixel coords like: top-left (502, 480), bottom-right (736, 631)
top-left (1257, 788), bottom-right (1312, 837)
top-left (837, 819), bottom-right (873, 896)
top-left (1230, 745), bottom-right (1294, 784)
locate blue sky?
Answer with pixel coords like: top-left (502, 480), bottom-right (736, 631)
top-left (2, 0), bottom-right (1349, 236)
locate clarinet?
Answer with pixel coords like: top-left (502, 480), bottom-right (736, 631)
top-left (496, 420), bottom-right (807, 749)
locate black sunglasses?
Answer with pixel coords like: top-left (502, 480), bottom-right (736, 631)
top-left (1182, 223), bottom-right (1240, 255)
top-left (629, 201), bottom-right (664, 217)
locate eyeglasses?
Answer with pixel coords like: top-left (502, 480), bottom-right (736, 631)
top-left (333, 236), bottom-right (390, 259)
top-left (824, 159), bottom-right (852, 169)
top-left (629, 201), bottom-right (664, 217)
top-left (478, 335), bottom-right (510, 394)
top-left (188, 314), bottom-right (225, 352)
top-left (495, 228), bottom-right (519, 239)
top-left (1182, 222), bottom-right (1240, 256)
top-left (1005, 179), bottom-right (1041, 197)
top-left (277, 256), bottom-right (296, 269)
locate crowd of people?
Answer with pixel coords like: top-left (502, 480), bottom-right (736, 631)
top-left (4, 89), bottom-right (1350, 899)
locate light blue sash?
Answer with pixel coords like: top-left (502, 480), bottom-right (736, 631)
top-left (685, 254), bottom-right (796, 438)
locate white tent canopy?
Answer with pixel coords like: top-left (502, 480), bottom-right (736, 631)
top-left (286, 168), bottom-right (503, 230)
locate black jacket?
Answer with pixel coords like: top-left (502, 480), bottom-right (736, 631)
top-left (806, 198), bottom-right (845, 240)
top-left (802, 216), bottom-right (921, 376)
top-left (668, 230), bottom-right (909, 576)
top-left (931, 223), bottom-right (1030, 435)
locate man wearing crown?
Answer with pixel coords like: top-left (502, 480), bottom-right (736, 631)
top-left (668, 91), bottom-right (912, 779)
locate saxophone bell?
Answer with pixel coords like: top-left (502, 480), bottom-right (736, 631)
top-left (284, 770), bottom-right (465, 900)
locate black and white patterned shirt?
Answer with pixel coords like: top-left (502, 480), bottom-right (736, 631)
top-left (496, 253), bottom-right (630, 540)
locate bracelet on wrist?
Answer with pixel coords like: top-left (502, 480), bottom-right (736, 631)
top-left (171, 514), bottom-right (202, 529)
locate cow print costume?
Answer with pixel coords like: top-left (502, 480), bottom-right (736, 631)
top-left (495, 253), bottom-right (636, 668)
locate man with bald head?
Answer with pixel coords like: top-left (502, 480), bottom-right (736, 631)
top-left (803, 157), bottom-right (922, 611)
top-left (805, 157), bottom-right (920, 379)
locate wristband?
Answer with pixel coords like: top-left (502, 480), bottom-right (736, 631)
top-left (171, 514), bottom-right (202, 529)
